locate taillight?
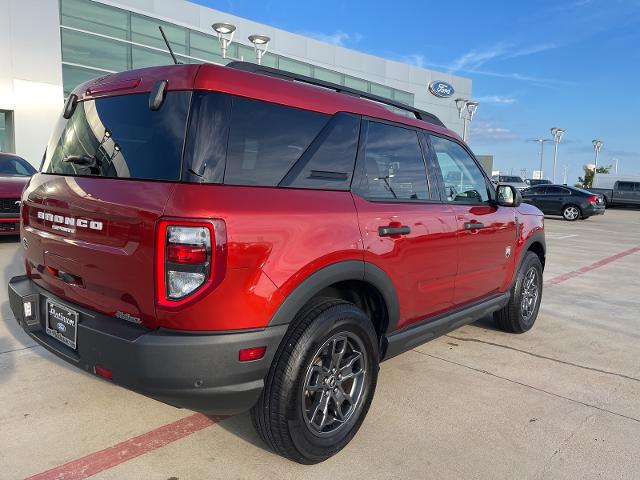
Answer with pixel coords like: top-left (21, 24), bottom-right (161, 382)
top-left (587, 195), bottom-right (598, 204)
top-left (156, 219), bottom-right (227, 306)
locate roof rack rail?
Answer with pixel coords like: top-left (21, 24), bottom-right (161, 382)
top-left (226, 61), bottom-right (446, 128)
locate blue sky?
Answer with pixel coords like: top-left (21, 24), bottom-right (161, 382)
top-left (195, 0), bottom-right (640, 182)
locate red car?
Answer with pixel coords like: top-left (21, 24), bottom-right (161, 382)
top-left (8, 62), bottom-right (545, 463)
top-left (0, 153), bottom-right (36, 236)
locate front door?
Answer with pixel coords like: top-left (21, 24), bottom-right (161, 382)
top-left (428, 134), bottom-right (517, 306)
top-left (352, 120), bottom-right (458, 330)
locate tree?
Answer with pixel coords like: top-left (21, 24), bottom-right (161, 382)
top-left (577, 165), bottom-right (611, 188)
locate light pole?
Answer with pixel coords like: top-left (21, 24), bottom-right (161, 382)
top-left (612, 157), bottom-right (619, 173)
top-left (550, 127), bottom-right (565, 183)
top-left (528, 138), bottom-right (552, 179)
top-left (563, 165), bottom-right (568, 185)
top-left (212, 22), bottom-right (236, 59)
top-left (592, 139), bottom-right (604, 170)
top-left (454, 98), bottom-right (480, 142)
top-left (248, 34), bottom-right (271, 65)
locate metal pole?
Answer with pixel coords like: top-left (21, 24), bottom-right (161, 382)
top-left (462, 117), bottom-right (468, 142)
top-left (594, 148), bottom-right (599, 170)
top-left (539, 141), bottom-right (545, 178)
top-left (615, 158), bottom-right (619, 173)
top-left (563, 165), bottom-right (568, 185)
top-left (552, 141), bottom-right (558, 184)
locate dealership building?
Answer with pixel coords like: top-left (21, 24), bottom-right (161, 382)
top-left (0, 0), bottom-right (472, 167)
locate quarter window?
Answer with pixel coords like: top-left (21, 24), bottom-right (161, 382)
top-left (281, 113), bottom-right (360, 190)
top-left (430, 135), bottom-right (489, 203)
top-left (357, 122), bottom-right (429, 201)
top-left (224, 98), bottom-right (329, 186)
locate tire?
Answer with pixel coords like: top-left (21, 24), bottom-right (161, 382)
top-left (494, 251), bottom-right (543, 333)
top-left (251, 298), bottom-right (379, 464)
top-left (562, 204), bottom-right (581, 221)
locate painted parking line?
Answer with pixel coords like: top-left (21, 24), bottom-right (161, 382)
top-left (545, 233), bottom-right (578, 240)
top-left (545, 246), bottom-right (640, 288)
top-left (27, 413), bottom-right (227, 480)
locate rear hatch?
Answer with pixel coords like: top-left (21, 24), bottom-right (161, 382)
top-left (21, 67), bottom-right (196, 329)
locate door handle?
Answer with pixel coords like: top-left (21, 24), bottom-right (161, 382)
top-left (464, 222), bottom-right (485, 230)
top-left (378, 225), bottom-right (411, 237)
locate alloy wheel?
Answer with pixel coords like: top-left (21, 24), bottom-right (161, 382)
top-left (302, 333), bottom-right (367, 436)
top-left (563, 206), bottom-right (579, 220)
top-left (521, 267), bottom-right (539, 320)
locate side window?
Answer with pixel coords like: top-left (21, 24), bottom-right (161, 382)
top-left (357, 121), bottom-right (429, 201)
top-left (616, 182), bottom-right (634, 191)
top-left (526, 186), bottom-right (546, 195)
top-left (281, 113), bottom-right (360, 190)
top-left (429, 135), bottom-right (489, 203)
top-left (546, 186), bottom-right (567, 195)
top-left (224, 97), bottom-right (329, 186)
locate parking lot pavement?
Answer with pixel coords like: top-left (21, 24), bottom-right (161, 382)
top-left (1, 209), bottom-right (639, 480)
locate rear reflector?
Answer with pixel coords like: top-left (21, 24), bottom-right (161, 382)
top-left (167, 244), bottom-right (207, 264)
top-left (95, 365), bottom-right (113, 380)
top-left (239, 347), bottom-right (267, 362)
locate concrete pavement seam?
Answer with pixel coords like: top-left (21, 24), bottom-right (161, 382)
top-left (444, 334), bottom-right (640, 383)
top-left (412, 349), bottom-right (640, 425)
top-left (0, 344), bottom-right (38, 356)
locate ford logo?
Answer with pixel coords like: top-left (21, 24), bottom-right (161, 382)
top-left (429, 80), bottom-right (455, 98)
top-left (56, 322), bottom-right (66, 333)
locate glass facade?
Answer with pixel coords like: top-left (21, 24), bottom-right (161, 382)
top-left (59, 0), bottom-right (414, 108)
top-left (0, 111), bottom-right (14, 153)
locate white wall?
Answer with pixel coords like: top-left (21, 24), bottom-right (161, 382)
top-left (0, 0), bottom-right (64, 166)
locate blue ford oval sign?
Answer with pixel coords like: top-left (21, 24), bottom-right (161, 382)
top-left (429, 80), bottom-right (455, 98)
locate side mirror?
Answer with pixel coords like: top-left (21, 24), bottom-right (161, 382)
top-left (496, 184), bottom-right (522, 207)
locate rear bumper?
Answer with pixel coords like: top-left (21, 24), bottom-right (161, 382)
top-left (583, 204), bottom-right (605, 216)
top-left (8, 275), bottom-right (287, 415)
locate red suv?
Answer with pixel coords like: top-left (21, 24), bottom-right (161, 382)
top-left (9, 62), bottom-right (545, 464)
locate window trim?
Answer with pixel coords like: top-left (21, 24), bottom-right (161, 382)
top-left (351, 117), bottom-right (438, 204)
top-left (424, 131), bottom-right (496, 206)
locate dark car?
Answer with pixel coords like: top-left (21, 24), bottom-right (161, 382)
top-left (8, 62), bottom-right (546, 464)
top-left (0, 152), bottom-right (36, 235)
top-left (522, 184), bottom-right (605, 221)
top-left (525, 178), bottom-right (552, 187)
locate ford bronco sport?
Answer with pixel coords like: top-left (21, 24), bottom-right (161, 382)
top-left (9, 62), bottom-right (545, 464)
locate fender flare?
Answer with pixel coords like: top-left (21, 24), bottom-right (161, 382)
top-left (517, 230), bottom-right (546, 275)
top-left (268, 260), bottom-right (400, 334)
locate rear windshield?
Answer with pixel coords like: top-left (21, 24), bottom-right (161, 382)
top-left (42, 92), bottom-right (191, 181)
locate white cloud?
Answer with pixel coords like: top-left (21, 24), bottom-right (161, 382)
top-left (505, 43), bottom-right (557, 59)
top-left (475, 95), bottom-right (517, 104)
top-left (447, 44), bottom-right (510, 72)
top-left (469, 121), bottom-right (519, 143)
top-left (302, 30), bottom-right (363, 47)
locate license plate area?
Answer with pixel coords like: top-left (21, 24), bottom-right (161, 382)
top-left (45, 299), bottom-right (78, 350)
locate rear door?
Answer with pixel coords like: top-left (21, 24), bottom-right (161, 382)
top-left (540, 186), bottom-right (570, 214)
top-left (352, 120), bottom-right (458, 330)
top-left (522, 186), bottom-right (548, 210)
top-left (22, 90), bottom-right (192, 329)
top-left (427, 134), bottom-right (516, 306)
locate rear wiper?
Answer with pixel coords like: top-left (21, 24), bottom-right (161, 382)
top-left (63, 154), bottom-right (101, 168)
